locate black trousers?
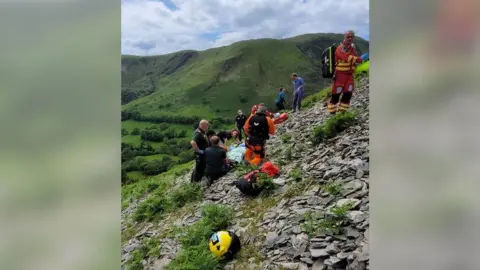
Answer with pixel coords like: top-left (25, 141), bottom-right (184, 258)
top-left (276, 102), bottom-right (285, 112)
top-left (191, 153), bottom-right (206, 182)
top-left (237, 126), bottom-right (245, 141)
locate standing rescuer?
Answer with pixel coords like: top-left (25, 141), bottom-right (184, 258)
top-left (244, 104), bottom-right (275, 166)
top-left (190, 120), bottom-right (209, 182)
top-left (234, 110), bottom-right (247, 141)
top-left (327, 30), bottom-right (363, 114)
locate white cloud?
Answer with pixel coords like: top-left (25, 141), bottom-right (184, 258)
top-left (122, 0), bottom-right (369, 55)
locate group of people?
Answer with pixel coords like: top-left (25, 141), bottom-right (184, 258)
top-left (190, 104), bottom-right (276, 185)
top-left (190, 121), bottom-right (238, 185)
top-left (274, 73), bottom-right (305, 113)
top-left (276, 30), bottom-right (364, 116)
top-left (190, 29), bottom-right (363, 185)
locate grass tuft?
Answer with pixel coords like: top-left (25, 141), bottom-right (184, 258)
top-left (312, 110), bottom-right (358, 144)
top-left (125, 236), bottom-right (162, 270)
top-left (302, 202), bottom-right (354, 236)
top-left (166, 204), bottom-right (235, 270)
top-left (133, 182), bottom-right (204, 222)
top-left (303, 87), bottom-right (331, 108)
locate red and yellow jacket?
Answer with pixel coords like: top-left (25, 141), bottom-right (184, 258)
top-left (335, 44), bottom-right (362, 74)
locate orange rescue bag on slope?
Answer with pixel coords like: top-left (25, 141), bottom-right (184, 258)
top-left (273, 113), bottom-right (289, 124)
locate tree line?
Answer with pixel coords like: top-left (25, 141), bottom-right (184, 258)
top-left (121, 141), bottom-right (194, 183)
top-left (121, 109), bottom-right (232, 126)
top-left (121, 111), bottom-right (234, 185)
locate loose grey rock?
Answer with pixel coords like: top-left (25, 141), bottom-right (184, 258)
top-left (310, 248), bottom-right (329, 258)
top-left (324, 167), bottom-right (341, 179)
top-left (345, 227), bottom-right (361, 238)
top-left (278, 262), bottom-right (300, 269)
top-left (123, 242), bottom-right (140, 253)
top-left (336, 198), bottom-right (361, 209)
top-left (324, 256), bottom-right (345, 267)
top-left (307, 196), bottom-right (322, 205)
top-left (347, 211), bottom-right (366, 223)
top-left (325, 243), bottom-right (339, 254)
top-left (312, 260), bottom-right (326, 270)
top-left (266, 232), bottom-right (279, 247)
top-left (292, 225), bottom-right (302, 234)
top-left (356, 169), bottom-right (364, 179)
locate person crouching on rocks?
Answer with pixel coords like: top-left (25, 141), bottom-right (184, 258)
top-left (243, 104), bottom-right (276, 166)
top-left (204, 136), bottom-right (228, 186)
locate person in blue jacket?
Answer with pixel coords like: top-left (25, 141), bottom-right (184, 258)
top-left (275, 87), bottom-right (286, 112)
top-left (291, 73), bottom-right (305, 112)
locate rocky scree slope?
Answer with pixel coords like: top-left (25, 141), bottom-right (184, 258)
top-left (121, 77), bottom-right (370, 270)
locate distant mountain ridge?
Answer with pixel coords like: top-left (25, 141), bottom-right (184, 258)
top-left (121, 33), bottom-right (369, 119)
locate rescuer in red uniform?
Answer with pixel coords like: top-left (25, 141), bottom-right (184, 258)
top-left (327, 30), bottom-right (363, 114)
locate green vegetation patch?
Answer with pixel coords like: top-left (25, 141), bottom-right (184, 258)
top-left (288, 167), bottom-right (303, 182)
top-left (165, 204), bottom-right (234, 270)
top-left (121, 161), bottom-right (193, 210)
top-left (280, 133), bottom-right (292, 143)
top-left (125, 236), bottom-right (162, 270)
top-left (321, 180), bottom-right (343, 196)
top-left (302, 202), bottom-right (354, 236)
top-left (255, 172), bottom-right (277, 196)
top-left (312, 110), bottom-right (358, 144)
top-left (303, 87), bottom-right (331, 109)
top-left (235, 163), bottom-right (259, 177)
top-left (132, 181), bottom-right (204, 222)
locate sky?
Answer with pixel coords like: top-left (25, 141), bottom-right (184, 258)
top-left (121, 0), bottom-right (369, 56)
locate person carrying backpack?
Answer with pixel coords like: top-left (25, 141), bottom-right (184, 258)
top-left (243, 104), bottom-right (275, 166)
top-left (327, 30), bottom-right (363, 114)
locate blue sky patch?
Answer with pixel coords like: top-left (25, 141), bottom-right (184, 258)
top-left (200, 31), bottom-right (222, 41)
top-left (159, 0), bottom-right (178, 11)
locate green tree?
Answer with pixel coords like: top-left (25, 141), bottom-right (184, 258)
top-left (131, 128), bottom-right (141, 135)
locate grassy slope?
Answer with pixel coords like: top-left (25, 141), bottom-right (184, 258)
top-left (121, 33), bottom-right (369, 118)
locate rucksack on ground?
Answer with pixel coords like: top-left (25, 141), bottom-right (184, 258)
top-left (321, 44), bottom-right (337, 78)
top-left (273, 113), bottom-right (289, 124)
top-left (233, 162), bottom-right (280, 196)
top-left (234, 170), bottom-right (263, 196)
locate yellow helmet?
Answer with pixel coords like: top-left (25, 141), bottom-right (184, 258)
top-left (208, 231), bottom-right (233, 258)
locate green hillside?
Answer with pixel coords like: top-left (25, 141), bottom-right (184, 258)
top-left (121, 33), bottom-right (369, 115)
top-left (121, 33), bottom-right (369, 181)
